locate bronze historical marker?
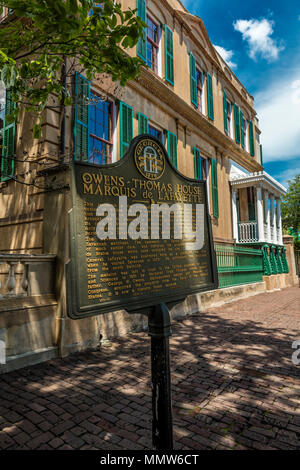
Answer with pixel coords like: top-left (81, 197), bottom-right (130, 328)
top-left (67, 135), bottom-right (218, 319)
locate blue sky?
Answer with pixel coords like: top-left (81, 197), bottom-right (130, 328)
top-left (182, 0), bottom-right (300, 189)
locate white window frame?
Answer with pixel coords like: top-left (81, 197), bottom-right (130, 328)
top-left (244, 119), bottom-right (249, 153)
top-left (146, 13), bottom-right (162, 79)
top-left (226, 101), bottom-right (233, 138)
top-left (195, 66), bottom-right (206, 116)
top-left (205, 158), bottom-right (211, 213)
top-left (90, 89), bottom-right (116, 164)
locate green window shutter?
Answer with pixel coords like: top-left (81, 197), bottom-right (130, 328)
top-left (164, 25), bottom-right (174, 85)
top-left (74, 72), bottom-right (90, 162)
top-left (234, 104), bottom-right (240, 144)
top-left (260, 144), bottom-right (263, 165)
top-left (120, 102), bottom-right (133, 158)
top-left (194, 148), bottom-right (202, 180)
top-left (190, 52), bottom-right (197, 107)
top-left (206, 72), bottom-right (214, 121)
top-left (136, 0), bottom-right (147, 62)
top-left (167, 131), bottom-right (177, 168)
top-left (249, 120), bottom-right (255, 156)
top-left (138, 112), bottom-right (148, 134)
top-left (240, 110), bottom-right (245, 149)
top-left (1, 89), bottom-right (16, 182)
top-left (211, 158), bottom-right (219, 218)
top-left (223, 89), bottom-right (228, 134)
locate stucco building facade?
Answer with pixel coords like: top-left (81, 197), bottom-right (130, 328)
top-left (0, 1), bottom-right (297, 371)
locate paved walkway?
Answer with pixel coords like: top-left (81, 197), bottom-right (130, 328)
top-left (0, 287), bottom-right (299, 450)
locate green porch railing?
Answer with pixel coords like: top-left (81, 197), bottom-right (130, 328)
top-left (281, 246), bottom-right (289, 273)
top-left (214, 244), bottom-right (264, 288)
top-left (262, 245), bottom-right (289, 275)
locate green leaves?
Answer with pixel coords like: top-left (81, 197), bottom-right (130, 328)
top-left (5, 112), bottom-right (15, 124)
top-left (0, 0), bottom-right (144, 131)
top-left (282, 174), bottom-right (300, 233)
top-left (64, 96), bottom-right (73, 106)
top-left (33, 123), bottom-right (42, 139)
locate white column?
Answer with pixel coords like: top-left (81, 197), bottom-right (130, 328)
top-left (270, 195), bottom-right (276, 243)
top-left (256, 187), bottom-right (264, 242)
top-left (264, 190), bottom-right (271, 243)
top-left (232, 189), bottom-right (239, 242)
top-left (276, 198), bottom-right (283, 245)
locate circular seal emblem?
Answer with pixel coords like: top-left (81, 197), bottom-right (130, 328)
top-left (134, 138), bottom-right (165, 180)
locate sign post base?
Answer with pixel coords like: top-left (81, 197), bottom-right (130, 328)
top-left (148, 303), bottom-right (173, 450)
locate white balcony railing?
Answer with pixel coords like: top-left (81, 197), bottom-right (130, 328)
top-left (238, 221), bottom-right (258, 243)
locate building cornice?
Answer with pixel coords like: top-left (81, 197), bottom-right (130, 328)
top-left (129, 68), bottom-right (263, 173)
top-left (230, 171), bottom-right (287, 196)
top-left (173, 10), bottom-right (257, 117)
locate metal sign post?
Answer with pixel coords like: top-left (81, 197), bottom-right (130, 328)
top-left (148, 303), bottom-right (173, 450)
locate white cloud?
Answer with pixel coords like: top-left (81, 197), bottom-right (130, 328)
top-left (233, 18), bottom-right (284, 62)
top-left (214, 45), bottom-right (237, 69)
top-left (256, 74), bottom-right (300, 163)
top-left (273, 167), bottom-right (300, 188)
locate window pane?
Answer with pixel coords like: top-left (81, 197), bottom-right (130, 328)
top-left (147, 17), bottom-right (158, 43)
top-left (147, 16), bottom-right (158, 73)
top-left (89, 92), bottom-right (112, 164)
top-left (149, 125), bottom-right (162, 142)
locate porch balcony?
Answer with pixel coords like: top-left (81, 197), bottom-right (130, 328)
top-left (238, 220), bottom-right (282, 244)
top-left (238, 220), bottom-right (258, 243)
top-left (230, 170), bottom-right (286, 246)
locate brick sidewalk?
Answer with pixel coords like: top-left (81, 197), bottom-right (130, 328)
top-left (0, 287), bottom-right (299, 450)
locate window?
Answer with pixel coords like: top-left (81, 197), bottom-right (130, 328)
top-left (241, 115), bottom-right (248, 151)
top-left (120, 102), bottom-right (133, 158)
top-left (1, 89), bottom-right (16, 182)
top-left (167, 131), bottom-right (177, 168)
top-left (89, 93), bottom-right (113, 165)
top-left (74, 73), bottom-right (116, 164)
top-left (234, 104), bottom-right (240, 144)
top-left (137, 0), bottom-right (147, 62)
top-left (226, 101), bottom-right (232, 137)
top-left (206, 72), bottom-right (214, 120)
top-left (249, 120), bottom-right (255, 156)
top-left (255, 131), bottom-right (260, 147)
top-left (211, 159), bottom-right (219, 218)
top-left (147, 16), bottom-right (159, 74)
top-left (194, 148), bottom-right (206, 181)
top-left (196, 69), bottom-right (204, 113)
top-left (149, 125), bottom-right (163, 142)
top-left (138, 112), bottom-right (149, 134)
top-left (164, 25), bottom-right (174, 85)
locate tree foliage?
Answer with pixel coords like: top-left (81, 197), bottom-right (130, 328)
top-left (281, 174), bottom-right (300, 234)
top-left (0, 0), bottom-right (145, 129)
